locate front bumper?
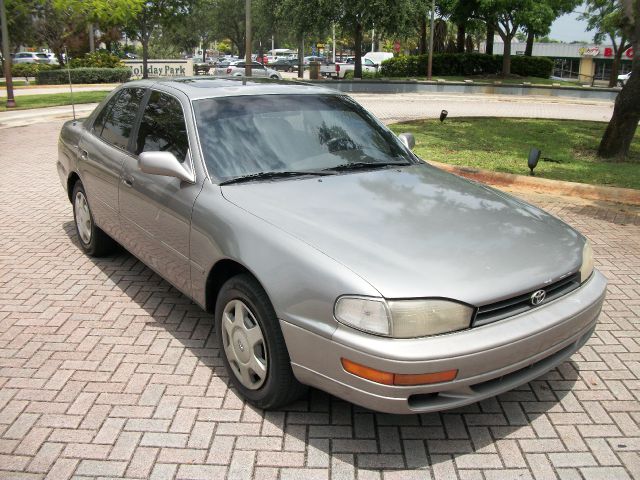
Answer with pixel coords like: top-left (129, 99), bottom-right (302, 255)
top-left (281, 270), bottom-right (607, 414)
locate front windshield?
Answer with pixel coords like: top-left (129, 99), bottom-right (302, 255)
top-left (193, 94), bottom-right (415, 181)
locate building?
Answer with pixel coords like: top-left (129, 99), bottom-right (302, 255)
top-left (487, 42), bottom-right (632, 83)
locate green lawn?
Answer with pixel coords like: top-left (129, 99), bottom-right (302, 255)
top-left (389, 118), bottom-right (640, 190)
top-left (0, 80), bottom-right (27, 87)
top-left (0, 90), bottom-right (109, 112)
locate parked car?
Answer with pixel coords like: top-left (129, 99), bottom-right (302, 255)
top-left (304, 55), bottom-right (325, 65)
top-left (322, 57), bottom-right (379, 79)
top-left (58, 78), bottom-right (606, 414)
top-left (12, 52), bottom-right (51, 64)
top-left (269, 58), bottom-right (298, 72)
top-left (617, 71), bottom-right (631, 86)
top-left (363, 51), bottom-right (394, 65)
top-left (193, 60), bottom-right (212, 75)
top-left (223, 61), bottom-right (282, 79)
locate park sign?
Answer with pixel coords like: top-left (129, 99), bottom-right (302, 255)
top-left (123, 59), bottom-right (194, 78)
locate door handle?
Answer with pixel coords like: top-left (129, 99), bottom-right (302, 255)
top-left (122, 176), bottom-right (134, 187)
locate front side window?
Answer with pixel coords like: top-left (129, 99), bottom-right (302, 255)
top-left (100, 88), bottom-right (146, 150)
top-left (135, 91), bottom-right (189, 162)
top-left (193, 94), bottom-right (414, 181)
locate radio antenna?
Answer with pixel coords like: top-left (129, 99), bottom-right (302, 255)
top-left (64, 46), bottom-right (76, 121)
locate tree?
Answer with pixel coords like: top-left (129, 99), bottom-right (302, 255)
top-left (124, 0), bottom-right (190, 78)
top-left (28, 0), bottom-right (141, 65)
top-left (581, 0), bottom-right (632, 88)
top-left (334, 0), bottom-right (412, 78)
top-left (522, 0), bottom-right (579, 56)
top-left (209, 0), bottom-right (246, 57)
top-left (163, 0), bottom-right (217, 61)
top-left (0, 0), bottom-right (36, 57)
top-left (597, 0), bottom-right (639, 160)
top-left (276, 0), bottom-right (333, 78)
top-left (478, 0), bottom-right (572, 75)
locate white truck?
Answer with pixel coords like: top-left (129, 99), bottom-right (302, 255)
top-left (319, 52), bottom-right (394, 79)
top-left (320, 57), bottom-right (379, 79)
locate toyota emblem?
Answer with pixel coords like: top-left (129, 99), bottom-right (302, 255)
top-left (531, 289), bottom-right (546, 306)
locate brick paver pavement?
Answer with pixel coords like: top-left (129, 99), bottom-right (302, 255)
top-left (0, 120), bottom-right (638, 479)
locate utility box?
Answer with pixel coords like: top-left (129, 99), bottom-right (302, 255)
top-left (309, 61), bottom-right (321, 80)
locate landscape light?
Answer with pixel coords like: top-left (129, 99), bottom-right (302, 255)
top-left (528, 148), bottom-right (541, 176)
top-left (440, 110), bottom-right (448, 122)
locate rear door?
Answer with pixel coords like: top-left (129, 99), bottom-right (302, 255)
top-left (78, 88), bottom-right (146, 239)
top-left (118, 90), bottom-right (201, 295)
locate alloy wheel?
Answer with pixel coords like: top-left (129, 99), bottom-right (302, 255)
top-left (74, 191), bottom-right (92, 245)
top-left (221, 299), bottom-right (268, 390)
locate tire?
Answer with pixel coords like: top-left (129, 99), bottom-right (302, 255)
top-left (72, 180), bottom-right (116, 257)
top-left (215, 274), bottom-right (307, 409)
top-left (270, 75), bottom-right (279, 80)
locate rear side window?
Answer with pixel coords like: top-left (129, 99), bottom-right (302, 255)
top-left (100, 88), bottom-right (146, 150)
top-left (135, 91), bottom-right (189, 162)
top-left (92, 92), bottom-right (120, 136)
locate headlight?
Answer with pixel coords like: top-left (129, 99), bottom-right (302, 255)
top-left (335, 297), bottom-right (473, 338)
top-left (334, 297), bottom-right (390, 335)
top-left (580, 240), bottom-right (594, 283)
top-left (387, 299), bottom-right (473, 338)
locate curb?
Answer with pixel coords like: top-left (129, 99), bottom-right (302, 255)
top-left (430, 160), bottom-right (640, 206)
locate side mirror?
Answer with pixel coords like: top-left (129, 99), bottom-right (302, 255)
top-left (398, 132), bottom-right (415, 150)
top-left (139, 151), bottom-right (195, 183)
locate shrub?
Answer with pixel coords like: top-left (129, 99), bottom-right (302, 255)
top-left (343, 69), bottom-right (382, 79)
top-left (69, 51), bottom-right (123, 69)
top-left (380, 53), bottom-right (553, 79)
top-left (510, 55), bottom-right (553, 77)
top-left (36, 67), bottom-right (131, 85)
top-left (11, 62), bottom-right (57, 81)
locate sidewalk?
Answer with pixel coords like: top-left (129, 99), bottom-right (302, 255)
top-left (0, 103), bottom-right (98, 129)
top-left (0, 83), bottom-right (118, 96)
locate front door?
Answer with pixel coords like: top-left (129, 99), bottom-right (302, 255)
top-left (118, 90), bottom-right (202, 296)
top-left (78, 88), bottom-right (146, 239)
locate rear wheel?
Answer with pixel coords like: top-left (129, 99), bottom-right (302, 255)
top-left (270, 75), bottom-right (279, 79)
top-left (72, 180), bottom-right (116, 257)
top-left (215, 274), bottom-right (306, 409)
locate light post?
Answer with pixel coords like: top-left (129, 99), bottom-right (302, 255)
top-left (332, 23), bottom-right (336, 64)
top-left (245, 0), bottom-right (252, 76)
top-left (427, 0), bottom-right (435, 80)
top-left (0, 0), bottom-right (15, 108)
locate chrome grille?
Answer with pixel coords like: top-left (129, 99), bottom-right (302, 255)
top-left (473, 272), bottom-right (581, 327)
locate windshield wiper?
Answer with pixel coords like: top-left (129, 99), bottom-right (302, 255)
top-left (324, 161), bottom-right (411, 172)
top-left (219, 170), bottom-right (331, 185)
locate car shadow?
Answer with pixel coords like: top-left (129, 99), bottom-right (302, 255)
top-left (63, 220), bottom-right (581, 471)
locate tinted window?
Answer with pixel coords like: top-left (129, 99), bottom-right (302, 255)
top-left (93, 92), bottom-right (120, 135)
top-left (100, 88), bottom-right (145, 150)
top-left (135, 91), bottom-right (189, 162)
top-left (193, 94), bottom-right (414, 181)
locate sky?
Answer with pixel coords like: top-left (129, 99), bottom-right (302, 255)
top-left (548, 8), bottom-right (593, 44)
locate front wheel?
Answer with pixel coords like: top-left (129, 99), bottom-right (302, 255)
top-left (72, 180), bottom-right (116, 257)
top-left (270, 75), bottom-right (279, 79)
top-left (215, 274), bottom-right (306, 409)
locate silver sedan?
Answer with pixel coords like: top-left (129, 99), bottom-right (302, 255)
top-left (57, 78), bottom-right (606, 414)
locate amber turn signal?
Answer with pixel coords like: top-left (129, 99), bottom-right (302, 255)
top-left (341, 358), bottom-right (458, 386)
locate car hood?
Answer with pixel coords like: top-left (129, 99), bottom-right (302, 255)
top-left (221, 164), bottom-right (584, 306)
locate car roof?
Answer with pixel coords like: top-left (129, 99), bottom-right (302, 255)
top-left (122, 77), bottom-right (338, 101)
